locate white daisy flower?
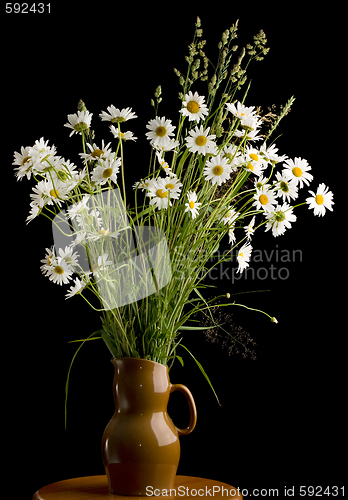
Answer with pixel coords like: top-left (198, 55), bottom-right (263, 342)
top-left (73, 207), bottom-right (103, 234)
top-left (264, 203), bottom-right (297, 237)
top-left (259, 143), bottom-right (288, 164)
top-left (133, 179), bottom-right (152, 192)
top-left (49, 157), bottom-right (78, 183)
top-left (243, 146), bottom-right (268, 176)
top-left (234, 126), bottom-right (263, 142)
top-left (13, 146), bottom-right (32, 178)
top-left (26, 203), bottom-right (40, 224)
top-left (204, 155), bottom-right (231, 186)
top-left (86, 227), bottom-right (115, 242)
top-left (237, 243), bottom-right (253, 273)
top-left (30, 179), bottom-right (70, 207)
top-left (184, 191), bottom-right (201, 219)
top-left (245, 146), bottom-right (268, 167)
top-left (79, 140), bottom-right (113, 163)
top-left (64, 111), bottom-right (92, 137)
top-left (146, 178), bottom-right (172, 210)
top-left (240, 115), bottom-right (262, 133)
top-left (145, 116), bottom-right (176, 147)
top-left (90, 253), bottom-right (113, 278)
top-left (252, 186), bottom-right (277, 212)
top-left (225, 101), bottom-right (256, 120)
top-left (242, 158), bottom-right (265, 177)
top-left (282, 157), bottom-right (313, 188)
top-left (185, 125), bottom-right (217, 156)
top-left (306, 183), bottom-right (334, 217)
top-left (156, 151), bottom-right (173, 176)
top-left (91, 157), bottom-right (121, 185)
top-left (221, 207), bottom-right (240, 225)
top-left (244, 216), bottom-right (256, 240)
top-left (274, 171), bottom-right (298, 202)
top-left (221, 144), bottom-right (242, 169)
top-left (30, 182), bottom-right (46, 208)
top-left (180, 91), bottom-right (209, 122)
top-left (254, 175), bottom-right (270, 192)
top-left (67, 195), bottom-right (91, 219)
top-left (29, 137), bottom-right (57, 162)
top-left (65, 277), bottom-right (87, 299)
top-left (110, 126), bottom-right (137, 142)
top-left (70, 231), bottom-right (87, 248)
top-left (99, 106), bottom-right (137, 123)
top-left (162, 175), bottom-right (183, 199)
top-left (151, 137), bottom-right (180, 153)
top-left (74, 208), bottom-right (103, 234)
top-left (40, 246), bottom-right (57, 275)
top-left (69, 167), bottom-right (87, 186)
top-left (25, 138), bottom-right (58, 175)
top-left (57, 246), bottom-right (80, 268)
top-left (228, 225), bottom-right (236, 245)
top-left (46, 258), bottom-right (74, 285)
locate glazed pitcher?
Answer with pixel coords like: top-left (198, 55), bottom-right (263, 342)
top-left (101, 357), bottom-right (197, 495)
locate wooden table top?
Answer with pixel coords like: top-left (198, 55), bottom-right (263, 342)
top-left (33, 475), bottom-right (243, 500)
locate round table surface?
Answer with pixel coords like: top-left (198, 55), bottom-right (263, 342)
top-left (33, 475), bottom-right (243, 500)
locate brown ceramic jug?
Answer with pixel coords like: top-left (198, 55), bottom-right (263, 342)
top-left (101, 357), bottom-right (197, 495)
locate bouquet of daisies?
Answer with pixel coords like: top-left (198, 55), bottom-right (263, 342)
top-left (14, 18), bottom-right (333, 382)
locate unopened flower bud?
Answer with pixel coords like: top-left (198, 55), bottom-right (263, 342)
top-left (77, 99), bottom-right (87, 112)
top-left (154, 85), bottom-right (162, 98)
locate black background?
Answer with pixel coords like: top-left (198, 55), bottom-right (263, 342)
top-left (2, 2), bottom-right (345, 499)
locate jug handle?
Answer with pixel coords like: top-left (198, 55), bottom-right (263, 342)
top-left (170, 383), bottom-right (197, 436)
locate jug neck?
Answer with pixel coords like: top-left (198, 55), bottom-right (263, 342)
top-left (111, 357), bottom-right (171, 413)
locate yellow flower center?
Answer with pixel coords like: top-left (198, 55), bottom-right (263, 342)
top-left (187, 101), bottom-right (200, 114)
top-left (156, 189), bottom-right (168, 199)
top-left (259, 194), bottom-right (269, 205)
top-left (165, 183), bottom-right (175, 190)
top-left (50, 189), bottom-right (59, 198)
top-left (247, 163), bottom-right (254, 171)
top-left (103, 168), bottom-right (113, 178)
top-left (249, 153), bottom-right (259, 162)
top-left (292, 167), bottom-right (303, 177)
top-left (91, 148), bottom-right (104, 158)
top-left (195, 135), bottom-right (207, 147)
top-left (189, 200), bottom-right (195, 209)
top-left (156, 126), bottom-right (167, 137)
top-left (239, 252), bottom-right (244, 258)
top-left (315, 194), bottom-right (324, 205)
top-left (212, 165), bottom-right (223, 176)
top-left (98, 229), bottom-right (109, 235)
top-left (54, 265), bottom-right (64, 275)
